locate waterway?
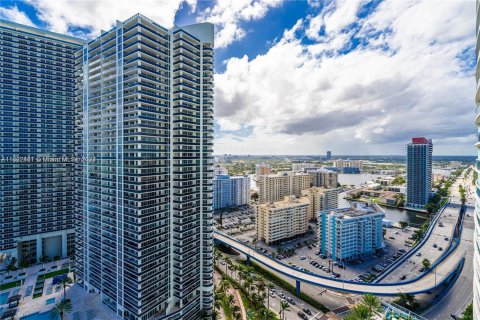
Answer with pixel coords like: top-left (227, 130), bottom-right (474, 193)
top-left (339, 173), bottom-right (429, 227)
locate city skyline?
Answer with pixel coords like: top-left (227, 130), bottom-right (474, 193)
top-left (0, 0), bottom-right (475, 155)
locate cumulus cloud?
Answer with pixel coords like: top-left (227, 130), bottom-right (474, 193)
top-left (214, 0), bottom-right (476, 155)
top-left (0, 5), bottom-right (35, 26)
top-left (25, 0), bottom-right (196, 37)
top-left (199, 0), bottom-right (282, 48)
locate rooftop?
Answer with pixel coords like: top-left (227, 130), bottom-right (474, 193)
top-left (328, 202), bottom-right (385, 219)
top-left (263, 196), bottom-right (310, 209)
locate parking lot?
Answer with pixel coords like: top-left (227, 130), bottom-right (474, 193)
top-left (214, 205), bottom-right (256, 236)
top-left (244, 222), bottom-right (420, 285)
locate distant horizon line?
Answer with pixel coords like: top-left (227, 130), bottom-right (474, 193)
top-left (213, 154), bottom-right (476, 157)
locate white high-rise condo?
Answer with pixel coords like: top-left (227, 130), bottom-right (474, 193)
top-left (474, 0), bottom-right (480, 317)
top-left (75, 14), bottom-right (214, 319)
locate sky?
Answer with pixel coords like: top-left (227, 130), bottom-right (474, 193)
top-left (0, 0), bottom-right (476, 155)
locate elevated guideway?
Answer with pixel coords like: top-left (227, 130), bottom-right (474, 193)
top-left (213, 228), bottom-right (465, 297)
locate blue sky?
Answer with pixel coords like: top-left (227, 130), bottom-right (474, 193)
top-left (0, 0), bottom-right (476, 155)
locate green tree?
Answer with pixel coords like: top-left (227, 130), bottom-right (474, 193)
top-left (251, 192), bottom-right (259, 203)
top-left (422, 258), bottom-right (431, 270)
top-left (461, 303), bottom-right (473, 320)
top-left (345, 304), bottom-right (372, 320)
top-left (50, 300), bottom-right (73, 320)
top-left (399, 221), bottom-right (408, 229)
top-left (60, 276), bottom-right (74, 301)
top-left (279, 301), bottom-right (290, 320)
top-left (361, 294), bottom-right (382, 316)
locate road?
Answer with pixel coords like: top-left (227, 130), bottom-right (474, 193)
top-left (214, 229), bottom-right (465, 295)
top-left (380, 203), bottom-right (461, 283)
top-left (421, 168), bottom-right (475, 319)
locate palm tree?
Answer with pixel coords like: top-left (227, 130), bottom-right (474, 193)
top-left (252, 235), bottom-right (258, 249)
top-left (395, 293), bottom-right (417, 310)
top-left (422, 258), bottom-right (431, 270)
top-left (219, 277), bottom-right (231, 294)
top-left (226, 294), bottom-right (235, 307)
top-left (361, 294), bottom-right (382, 316)
top-left (50, 300), bottom-right (73, 320)
top-left (6, 257), bottom-right (17, 272)
top-left (224, 256), bottom-right (231, 275)
top-left (39, 255), bottom-right (48, 267)
top-left (345, 304), bottom-right (371, 320)
top-left (259, 307), bottom-right (275, 320)
top-left (60, 276), bottom-right (74, 301)
top-left (231, 305), bottom-right (241, 318)
top-left (226, 259), bottom-right (233, 277)
top-left (279, 301), bottom-right (290, 320)
top-left (214, 292), bottom-right (222, 311)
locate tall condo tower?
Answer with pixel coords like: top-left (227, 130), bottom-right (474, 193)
top-left (474, 0), bottom-right (480, 316)
top-left (0, 20), bottom-right (84, 265)
top-left (406, 137), bottom-right (433, 209)
top-left (75, 14), bottom-right (214, 319)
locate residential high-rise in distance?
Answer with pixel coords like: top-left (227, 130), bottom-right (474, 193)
top-left (0, 20), bottom-right (84, 265)
top-left (406, 137), bottom-right (433, 209)
top-left (255, 162), bottom-right (272, 177)
top-left (75, 14), bottom-right (214, 319)
top-left (474, 2), bottom-right (480, 316)
top-left (213, 175), bottom-right (250, 210)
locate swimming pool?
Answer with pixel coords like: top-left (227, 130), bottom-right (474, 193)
top-left (20, 311), bottom-right (54, 320)
top-left (45, 297), bottom-right (55, 305)
top-left (0, 292), bottom-right (9, 305)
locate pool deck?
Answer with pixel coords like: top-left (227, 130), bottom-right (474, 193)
top-left (1, 259), bottom-right (120, 320)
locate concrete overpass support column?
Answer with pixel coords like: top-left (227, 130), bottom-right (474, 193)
top-left (296, 280), bottom-right (301, 296)
top-left (246, 255), bottom-right (251, 266)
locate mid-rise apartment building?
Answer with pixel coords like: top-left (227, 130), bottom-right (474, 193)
top-left (257, 172), bottom-right (311, 203)
top-left (257, 169), bottom-right (338, 204)
top-left (213, 164), bottom-right (228, 175)
top-left (255, 162), bottom-right (271, 177)
top-left (213, 175), bottom-right (250, 210)
top-left (307, 168), bottom-right (339, 189)
top-left (256, 196), bottom-right (309, 244)
top-left (75, 14), bottom-right (214, 319)
top-left (0, 20), bottom-right (84, 265)
top-left (406, 137), bottom-right (433, 209)
top-left (301, 187), bottom-right (339, 221)
top-left (333, 159), bottom-right (363, 173)
top-left (292, 162), bottom-right (316, 171)
top-left (318, 202), bottom-right (384, 262)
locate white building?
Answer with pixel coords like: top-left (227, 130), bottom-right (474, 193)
top-left (256, 196), bottom-right (310, 245)
top-left (213, 175), bottom-right (251, 210)
top-left (292, 162), bottom-right (317, 171)
top-left (318, 202), bottom-right (385, 262)
top-left (214, 164), bottom-right (229, 175)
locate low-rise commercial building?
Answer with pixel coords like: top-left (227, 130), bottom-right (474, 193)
top-left (213, 175), bottom-right (251, 210)
top-left (318, 202), bottom-right (385, 262)
top-left (301, 187), bottom-right (339, 221)
top-left (256, 196), bottom-right (310, 244)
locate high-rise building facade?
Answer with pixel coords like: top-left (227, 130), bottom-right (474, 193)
top-left (474, 1), bottom-right (480, 316)
top-left (75, 14), bottom-right (214, 319)
top-left (256, 196), bottom-right (309, 244)
top-left (333, 159), bottom-right (363, 173)
top-left (301, 187), bottom-right (339, 221)
top-left (326, 151), bottom-right (331, 160)
top-left (0, 20), bottom-right (84, 265)
top-left (213, 175), bottom-right (250, 210)
top-left (318, 202), bottom-right (384, 262)
top-left (255, 162), bottom-right (271, 177)
top-left (406, 137), bottom-right (433, 209)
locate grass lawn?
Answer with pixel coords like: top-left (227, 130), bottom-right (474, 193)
top-left (38, 268), bottom-right (69, 280)
top-left (0, 280), bottom-right (23, 291)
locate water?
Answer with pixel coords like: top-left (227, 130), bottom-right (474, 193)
top-left (45, 297), bottom-right (55, 305)
top-left (20, 312), bottom-right (53, 320)
top-left (0, 292), bottom-right (8, 305)
top-left (338, 173), bottom-right (429, 227)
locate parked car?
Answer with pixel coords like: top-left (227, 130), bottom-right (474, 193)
top-left (298, 311), bottom-right (308, 320)
top-left (303, 308), bottom-right (312, 316)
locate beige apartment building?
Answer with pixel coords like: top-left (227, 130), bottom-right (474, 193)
top-left (255, 163), bottom-right (272, 177)
top-left (301, 187), bottom-right (339, 221)
top-left (256, 196), bottom-right (310, 244)
top-left (257, 172), bottom-right (312, 203)
top-left (257, 170), bottom-right (338, 203)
